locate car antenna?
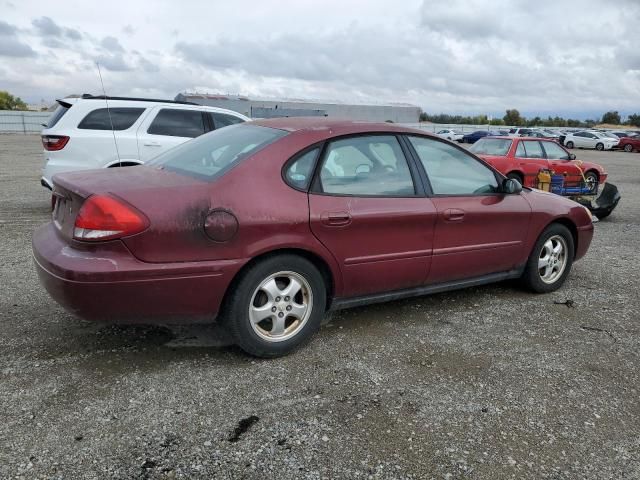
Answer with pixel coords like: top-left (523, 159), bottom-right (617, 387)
top-left (96, 62), bottom-right (122, 166)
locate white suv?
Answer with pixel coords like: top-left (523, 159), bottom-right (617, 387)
top-left (40, 95), bottom-right (250, 189)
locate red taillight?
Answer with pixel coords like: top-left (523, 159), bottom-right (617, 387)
top-left (73, 195), bottom-right (149, 241)
top-left (42, 135), bottom-right (69, 151)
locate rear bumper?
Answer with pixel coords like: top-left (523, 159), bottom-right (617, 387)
top-left (575, 223), bottom-right (594, 261)
top-left (32, 223), bottom-right (244, 323)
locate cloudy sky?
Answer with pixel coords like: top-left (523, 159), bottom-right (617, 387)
top-left (1, 0), bottom-right (639, 118)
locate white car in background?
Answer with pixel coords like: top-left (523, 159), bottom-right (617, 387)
top-left (435, 129), bottom-right (464, 142)
top-left (40, 95), bottom-right (249, 189)
top-left (562, 130), bottom-right (619, 151)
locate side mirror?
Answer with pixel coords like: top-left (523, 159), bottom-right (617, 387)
top-left (503, 178), bottom-right (522, 194)
top-left (568, 153), bottom-right (576, 160)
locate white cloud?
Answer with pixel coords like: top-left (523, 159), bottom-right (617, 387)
top-left (0, 0), bottom-right (638, 118)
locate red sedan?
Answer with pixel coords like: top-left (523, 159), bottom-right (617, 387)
top-left (33, 119), bottom-right (594, 357)
top-left (470, 136), bottom-right (607, 193)
top-left (618, 135), bottom-right (640, 152)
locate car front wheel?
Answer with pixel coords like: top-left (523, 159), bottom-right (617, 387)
top-left (595, 143), bottom-right (604, 151)
top-left (522, 224), bottom-right (574, 293)
top-left (624, 144), bottom-right (633, 152)
top-left (565, 141), bottom-right (574, 149)
top-left (223, 255), bottom-right (326, 357)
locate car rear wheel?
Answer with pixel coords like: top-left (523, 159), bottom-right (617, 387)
top-left (522, 224), bottom-right (574, 293)
top-left (595, 143), bottom-right (604, 151)
top-left (223, 255), bottom-right (326, 358)
top-left (565, 141), bottom-right (574, 149)
top-left (624, 144), bottom-right (633, 152)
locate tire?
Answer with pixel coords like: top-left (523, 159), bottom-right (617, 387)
top-left (595, 143), bottom-right (604, 151)
top-left (624, 144), bottom-right (633, 152)
top-left (507, 172), bottom-right (524, 185)
top-left (223, 255), bottom-right (326, 358)
top-left (565, 141), bottom-right (574, 149)
top-left (584, 171), bottom-right (599, 194)
top-left (521, 224), bottom-right (574, 293)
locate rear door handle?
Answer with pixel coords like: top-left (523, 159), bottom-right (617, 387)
top-left (143, 142), bottom-right (161, 147)
top-left (443, 208), bottom-right (465, 222)
top-left (321, 211), bottom-right (352, 226)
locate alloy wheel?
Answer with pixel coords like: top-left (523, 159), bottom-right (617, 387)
top-left (248, 271), bottom-right (313, 342)
top-left (538, 235), bottom-right (568, 284)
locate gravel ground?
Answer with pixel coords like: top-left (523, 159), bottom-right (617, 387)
top-left (1, 134), bottom-right (639, 479)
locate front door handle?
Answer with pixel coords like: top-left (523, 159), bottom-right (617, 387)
top-left (443, 208), bottom-right (465, 222)
top-left (321, 211), bottom-right (352, 226)
top-left (143, 142), bottom-right (161, 147)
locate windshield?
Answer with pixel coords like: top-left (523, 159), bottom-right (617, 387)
top-left (469, 138), bottom-right (513, 156)
top-left (148, 123), bottom-right (288, 180)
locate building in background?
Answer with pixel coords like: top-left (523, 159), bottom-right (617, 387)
top-left (174, 92), bottom-right (421, 123)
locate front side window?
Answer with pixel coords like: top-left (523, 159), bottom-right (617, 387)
top-left (148, 109), bottom-right (206, 138)
top-left (209, 112), bottom-right (245, 129)
top-left (78, 107), bottom-right (145, 130)
top-left (541, 141), bottom-right (569, 160)
top-left (285, 148), bottom-right (320, 190)
top-left (522, 140), bottom-right (545, 159)
top-left (469, 138), bottom-right (512, 156)
top-left (408, 136), bottom-right (498, 195)
top-left (148, 124), bottom-right (287, 180)
top-left (318, 135), bottom-right (415, 196)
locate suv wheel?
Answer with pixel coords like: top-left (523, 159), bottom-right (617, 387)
top-left (522, 224), bottom-right (574, 293)
top-left (223, 255), bottom-right (326, 357)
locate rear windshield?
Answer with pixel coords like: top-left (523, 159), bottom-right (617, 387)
top-left (148, 123), bottom-right (287, 180)
top-left (46, 104), bottom-right (69, 128)
top-left (470, 138), bottom-right (513, 156)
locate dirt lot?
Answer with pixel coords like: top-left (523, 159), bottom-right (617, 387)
top-left (1, 134), bottom-right (639, 479)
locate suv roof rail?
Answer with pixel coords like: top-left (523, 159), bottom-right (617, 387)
top-left (80, 94), bottom-right (197, 105)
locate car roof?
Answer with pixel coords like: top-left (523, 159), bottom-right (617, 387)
top-left (61, 96), bottom-right (249, 118)
top-left (250, 117), bottom-right (436, 137)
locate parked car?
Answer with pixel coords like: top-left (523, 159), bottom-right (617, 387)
top-left (610, 131), bottom-right (631, 139)
top-left (435, 129), bottom-right (464, 142)
top-left (33, 119), bottom-right (594, 357)
top-left (462, 130), bottom-right (500, 143)
top-left (40, 94), bottom-right (249, 189)
top-left (618, 134), bottom-right (640, 152)
top-left (562, 130), bottom-right (619, 151)
top-left (470, 136), bottom-right (607, 193)
top-left (508, 128), bottom-right (534, 137)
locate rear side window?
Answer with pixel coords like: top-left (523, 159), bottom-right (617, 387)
top-left (78, 108), bottom-right (145, 130)
top-left (209, 112), bottom-right (245, 129)
top-left (285, 148), bottom-right (320, 190)
top-left (46, 104), bottom-right (69, 128)
top-left (148, 124), bottom-right (287, 180)
top-left (148, 109), bottom-right (206, 138)
top-left (318, 135), bottom-right (415, 196)
top-left (522, 140), bottom-right (544, 159)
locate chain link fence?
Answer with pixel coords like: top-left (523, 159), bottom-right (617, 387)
top-left (0, 111), bottom-right (51, 133)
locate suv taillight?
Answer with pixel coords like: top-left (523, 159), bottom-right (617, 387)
top-left (73, 195), bottom-right (149, 241)
top-left (42, 135), bottom-right (70, 151)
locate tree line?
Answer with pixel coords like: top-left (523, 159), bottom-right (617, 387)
top-left (419, 109), bottom-right (640, 128)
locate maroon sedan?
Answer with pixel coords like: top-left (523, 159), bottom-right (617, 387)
top-left (33, 119), bottom-right (594, 357)
top-left (618, 135), bottom-right (640, 152)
